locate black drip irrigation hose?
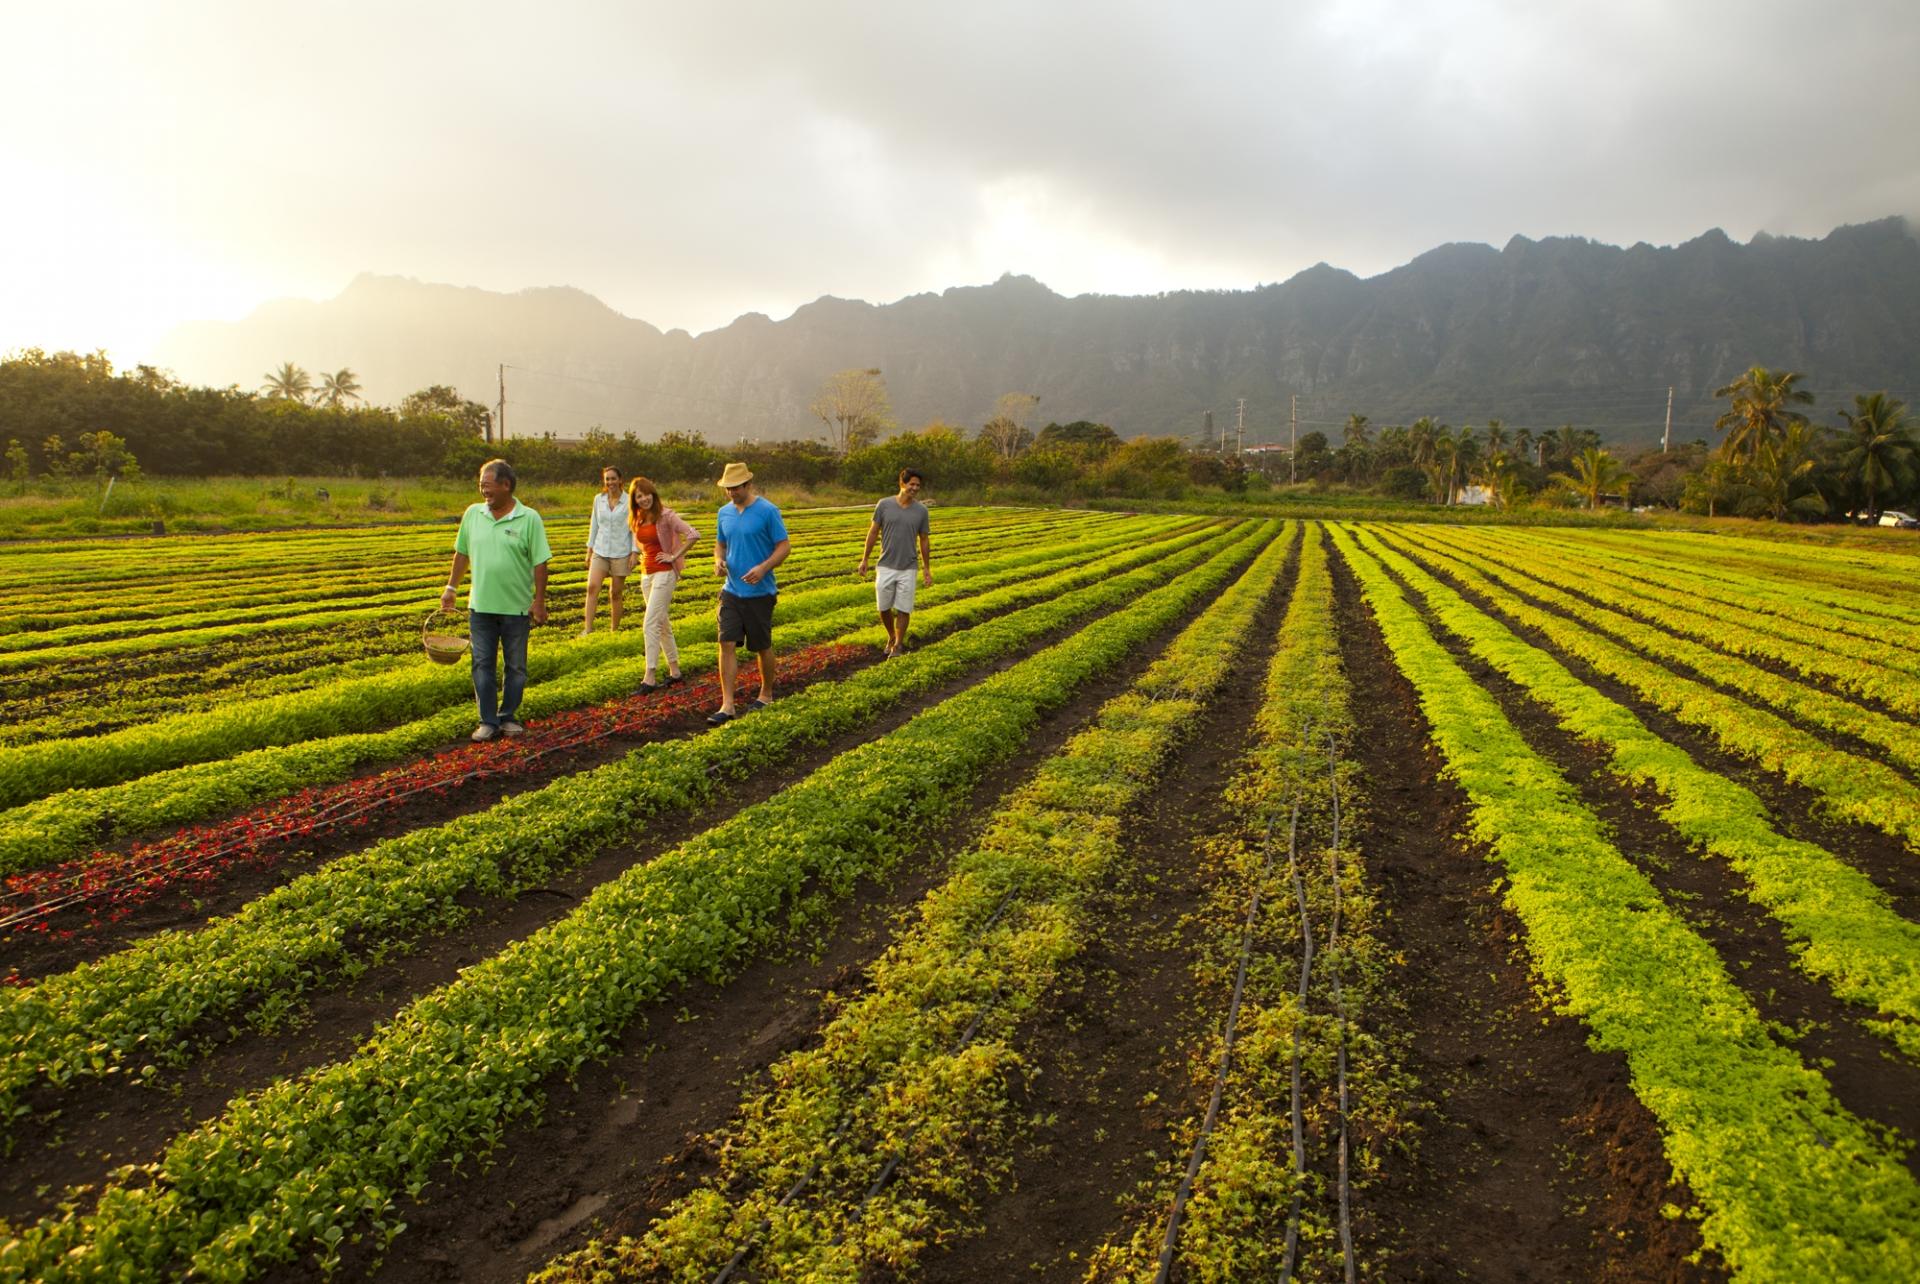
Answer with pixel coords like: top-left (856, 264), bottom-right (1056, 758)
top-left (1158, 724), bottom-right (1357, 1284)
top-left (1153, 799), bottom-right (1292, 1284)
top-left (1279, 797), bottom-right (1314, 1284)
top-left (1325, 730), bottom-right (1356, 1284)
top-left (709, 886), bottom-right (1022, 1284)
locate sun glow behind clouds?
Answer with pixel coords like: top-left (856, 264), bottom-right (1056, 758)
top-left (924, 175), bottom-right (1253, 301)
top-left (0, 160), bottom-right (267, 367)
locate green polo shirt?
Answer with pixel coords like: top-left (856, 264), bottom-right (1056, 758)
top-left (453, 499), bottom-right (552, 614)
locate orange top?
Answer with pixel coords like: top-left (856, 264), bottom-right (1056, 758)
top-left (633, 521), bottom-right (668, 574)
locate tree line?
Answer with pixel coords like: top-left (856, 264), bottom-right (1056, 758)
top-left (3, 352), bottom-right (1911, 520)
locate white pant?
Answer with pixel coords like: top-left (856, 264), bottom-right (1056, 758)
top-left (641, 569), bottom-right (680, 671)
top-left (875, 565), bottom-right (918, 613)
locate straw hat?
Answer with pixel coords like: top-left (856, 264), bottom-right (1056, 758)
top-left (716, 462), bottom-right (754, 488)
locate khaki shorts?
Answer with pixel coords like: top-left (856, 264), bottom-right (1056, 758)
top-left (875, 565), bottom-right (918, 613)
top-left (588, 553), bottom-right (630, 579)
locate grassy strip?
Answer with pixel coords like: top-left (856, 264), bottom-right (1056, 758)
top-left (1386, 524), bottom-right (1920, 852)
top-left (1332, 523), bottom-right (1920, 1283)
top-left (0, 520), bottom-right (1260, 1120)
top-left (531, 526), bottom-right (1296, 1282)
top-left (0, 519), bottom-right (1198, 869)
top-left (0, 523), bottom-right (1273, 1283)
top-left (1360, 525), bottom-right (1920, 1058)
top-left (1450, 527), bottom-right (1920, 715)
top-left (1084, 524), bottom-right (1404, 1283)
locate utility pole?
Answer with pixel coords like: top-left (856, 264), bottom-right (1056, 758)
top-left (1204, 409), bottom-right (1214, 452)
top-left (1289, 394), bottom-right (1299, 484)
top-left (1235, 398), bottom-right (1246, 457)
top-left (500, 364), bottom-right (510, 444)
top-left (1662, 385), bottom-right (1674, 453)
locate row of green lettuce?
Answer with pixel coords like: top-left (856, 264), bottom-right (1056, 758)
top-left (0, 516), bottom-right (1206, 869)
top-left (530, 526), bottom-right (1294, 1282)
top-left (1086, 525), bottom-right (1406, 1283)
top-left (0, 509), bottom-right (1071, 652)
top-left (0, 510), bottom-right (1057, 673)
top-left (0, 522), bottom-right (1274, 1282)
top-left (1361, 525), bottom-right (1920, 1058)
top-left (1530, 528), bottom-right (1917, 650)
top-left (0, 519), bottom-right (1256, 1125)
top-left (1331, 523), bottom-right (1920, 1283)
top-left (1388, 525), bottom-right (1920, 853)
top-left (1440, 526), bottom-right (1920, 717)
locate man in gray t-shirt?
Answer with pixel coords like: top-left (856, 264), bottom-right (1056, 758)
top-left (856, 468), bottom-right (933, 657)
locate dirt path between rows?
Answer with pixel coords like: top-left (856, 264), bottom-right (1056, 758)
top-left (1329, 548), bottom-right (1716, 1284)
top-left (0, 599), bottom-right (1147, 1222)
top-left (305, 552), bottom-right (1256, 1284)
top-left (918, 533), bottom-right (1300, 1282)
top-left (1382, 548), bottom-right (1920, 1175)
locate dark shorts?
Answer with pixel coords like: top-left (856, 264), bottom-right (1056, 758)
top-left (717, 591), bottom-right (776, 652)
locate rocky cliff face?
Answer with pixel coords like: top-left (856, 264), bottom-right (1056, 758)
top-left (157, 218), bottom-right (1920, 447)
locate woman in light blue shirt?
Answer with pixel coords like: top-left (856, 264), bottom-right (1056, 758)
top-left (583, 464), bottom-right (638, 634)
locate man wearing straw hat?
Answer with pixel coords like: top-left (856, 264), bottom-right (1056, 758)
top-left (708, 461), bottom-right (789, 725)
top-left (441, 458), bottom-right (551, 741)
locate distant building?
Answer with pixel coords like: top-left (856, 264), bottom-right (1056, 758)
top-left (1454, 483), bottom-right (1494, 506)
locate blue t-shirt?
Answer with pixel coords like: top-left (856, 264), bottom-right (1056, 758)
top-left (716, 496), bottom-right (788, 598)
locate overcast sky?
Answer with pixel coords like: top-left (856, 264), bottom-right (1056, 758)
top-left (4, 0), bottom-right (1917, 368)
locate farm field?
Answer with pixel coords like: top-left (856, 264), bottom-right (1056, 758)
top-left (0, 508), bottom-right (1917, 1282)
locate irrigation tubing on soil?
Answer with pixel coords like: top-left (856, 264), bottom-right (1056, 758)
top-left (709, 887), bottom-right (1022, 1284)
top-left (1153, 805), bottom-right (1289, 1284)
top-left (1156, 727), bottom-right (1355, 1284)
top-left (1281, 798), bottom-right (1313, 1282)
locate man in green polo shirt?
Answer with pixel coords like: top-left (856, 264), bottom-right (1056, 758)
top-left (441, 458), bottom-right (552, 740)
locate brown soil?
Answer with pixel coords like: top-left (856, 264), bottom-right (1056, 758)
top-left (918, 537), bottom-right (1299, 1281)
top-left (328, 551), bottom-right (1251, 1284)
top-left (1328, 549), bottom-right (1718, 1283)
top-left (1392, 535), bottom-right (1920, 924)
top-left (0, 593), bottom-right (1170, 1223)
top-left (1384, 555), bottom-right (1920, 1175)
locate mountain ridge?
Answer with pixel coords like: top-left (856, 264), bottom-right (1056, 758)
top-left (155, 217), bottom-right (1920, 447)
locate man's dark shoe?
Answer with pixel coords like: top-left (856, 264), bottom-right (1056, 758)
top-left (705, 709), bottom-right (735, 726)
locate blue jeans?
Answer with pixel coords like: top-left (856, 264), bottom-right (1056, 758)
top-left (469, 611), bottom-right (531, 726)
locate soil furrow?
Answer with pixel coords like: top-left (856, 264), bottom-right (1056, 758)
top-left (914, 534), bottom-right (1299, 1281)
top-left (332, 540), bottom-right (1258, 1284)
top-left (1329, 547), bottom-right (1713, 1284)
top-left (0, 598), bottom-right (1151, 1221)
top-left (1377, 553), bottom-right (1920, 1180)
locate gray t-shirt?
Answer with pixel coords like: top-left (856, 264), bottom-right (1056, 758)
top-left (873, 497), bottom-right (930, 571)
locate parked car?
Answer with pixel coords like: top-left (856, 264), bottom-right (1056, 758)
top-left (1878, 510), bottom-right (1919, 528)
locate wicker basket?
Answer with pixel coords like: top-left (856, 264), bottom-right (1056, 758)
top-left (422, 609), bottom-right (471, 665)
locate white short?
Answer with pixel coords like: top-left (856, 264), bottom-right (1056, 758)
top-left (875, 565), bottom-right (918, 613)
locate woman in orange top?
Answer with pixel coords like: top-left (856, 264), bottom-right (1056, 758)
top-left (626, 476), bottom-right (700, 693)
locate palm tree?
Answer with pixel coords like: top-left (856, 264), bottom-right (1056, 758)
top-left (316, 368), bottom-right (362, 408)
top-left (1553, 446), bottom-right (1627, 510)
top-left (261, 362), bottom-right (313, 403)
top-left (1483, 419), bottom-right (1508, 458)
top-left (1439, 427), bottom-right (1480, 504)
top-left (1475, 450), bottom-right (1525, 511)
top-left (1713, 366), bottom-right (1813, 465)
top-left (1512, 425), bottom-right (1535, 468)
top-left (1343, 413), bottom-right (1372, 450)
top-left (1835, 392), bottom-right (1913, 517)
top-left (1751, 422), bottom-right (1827, 520)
